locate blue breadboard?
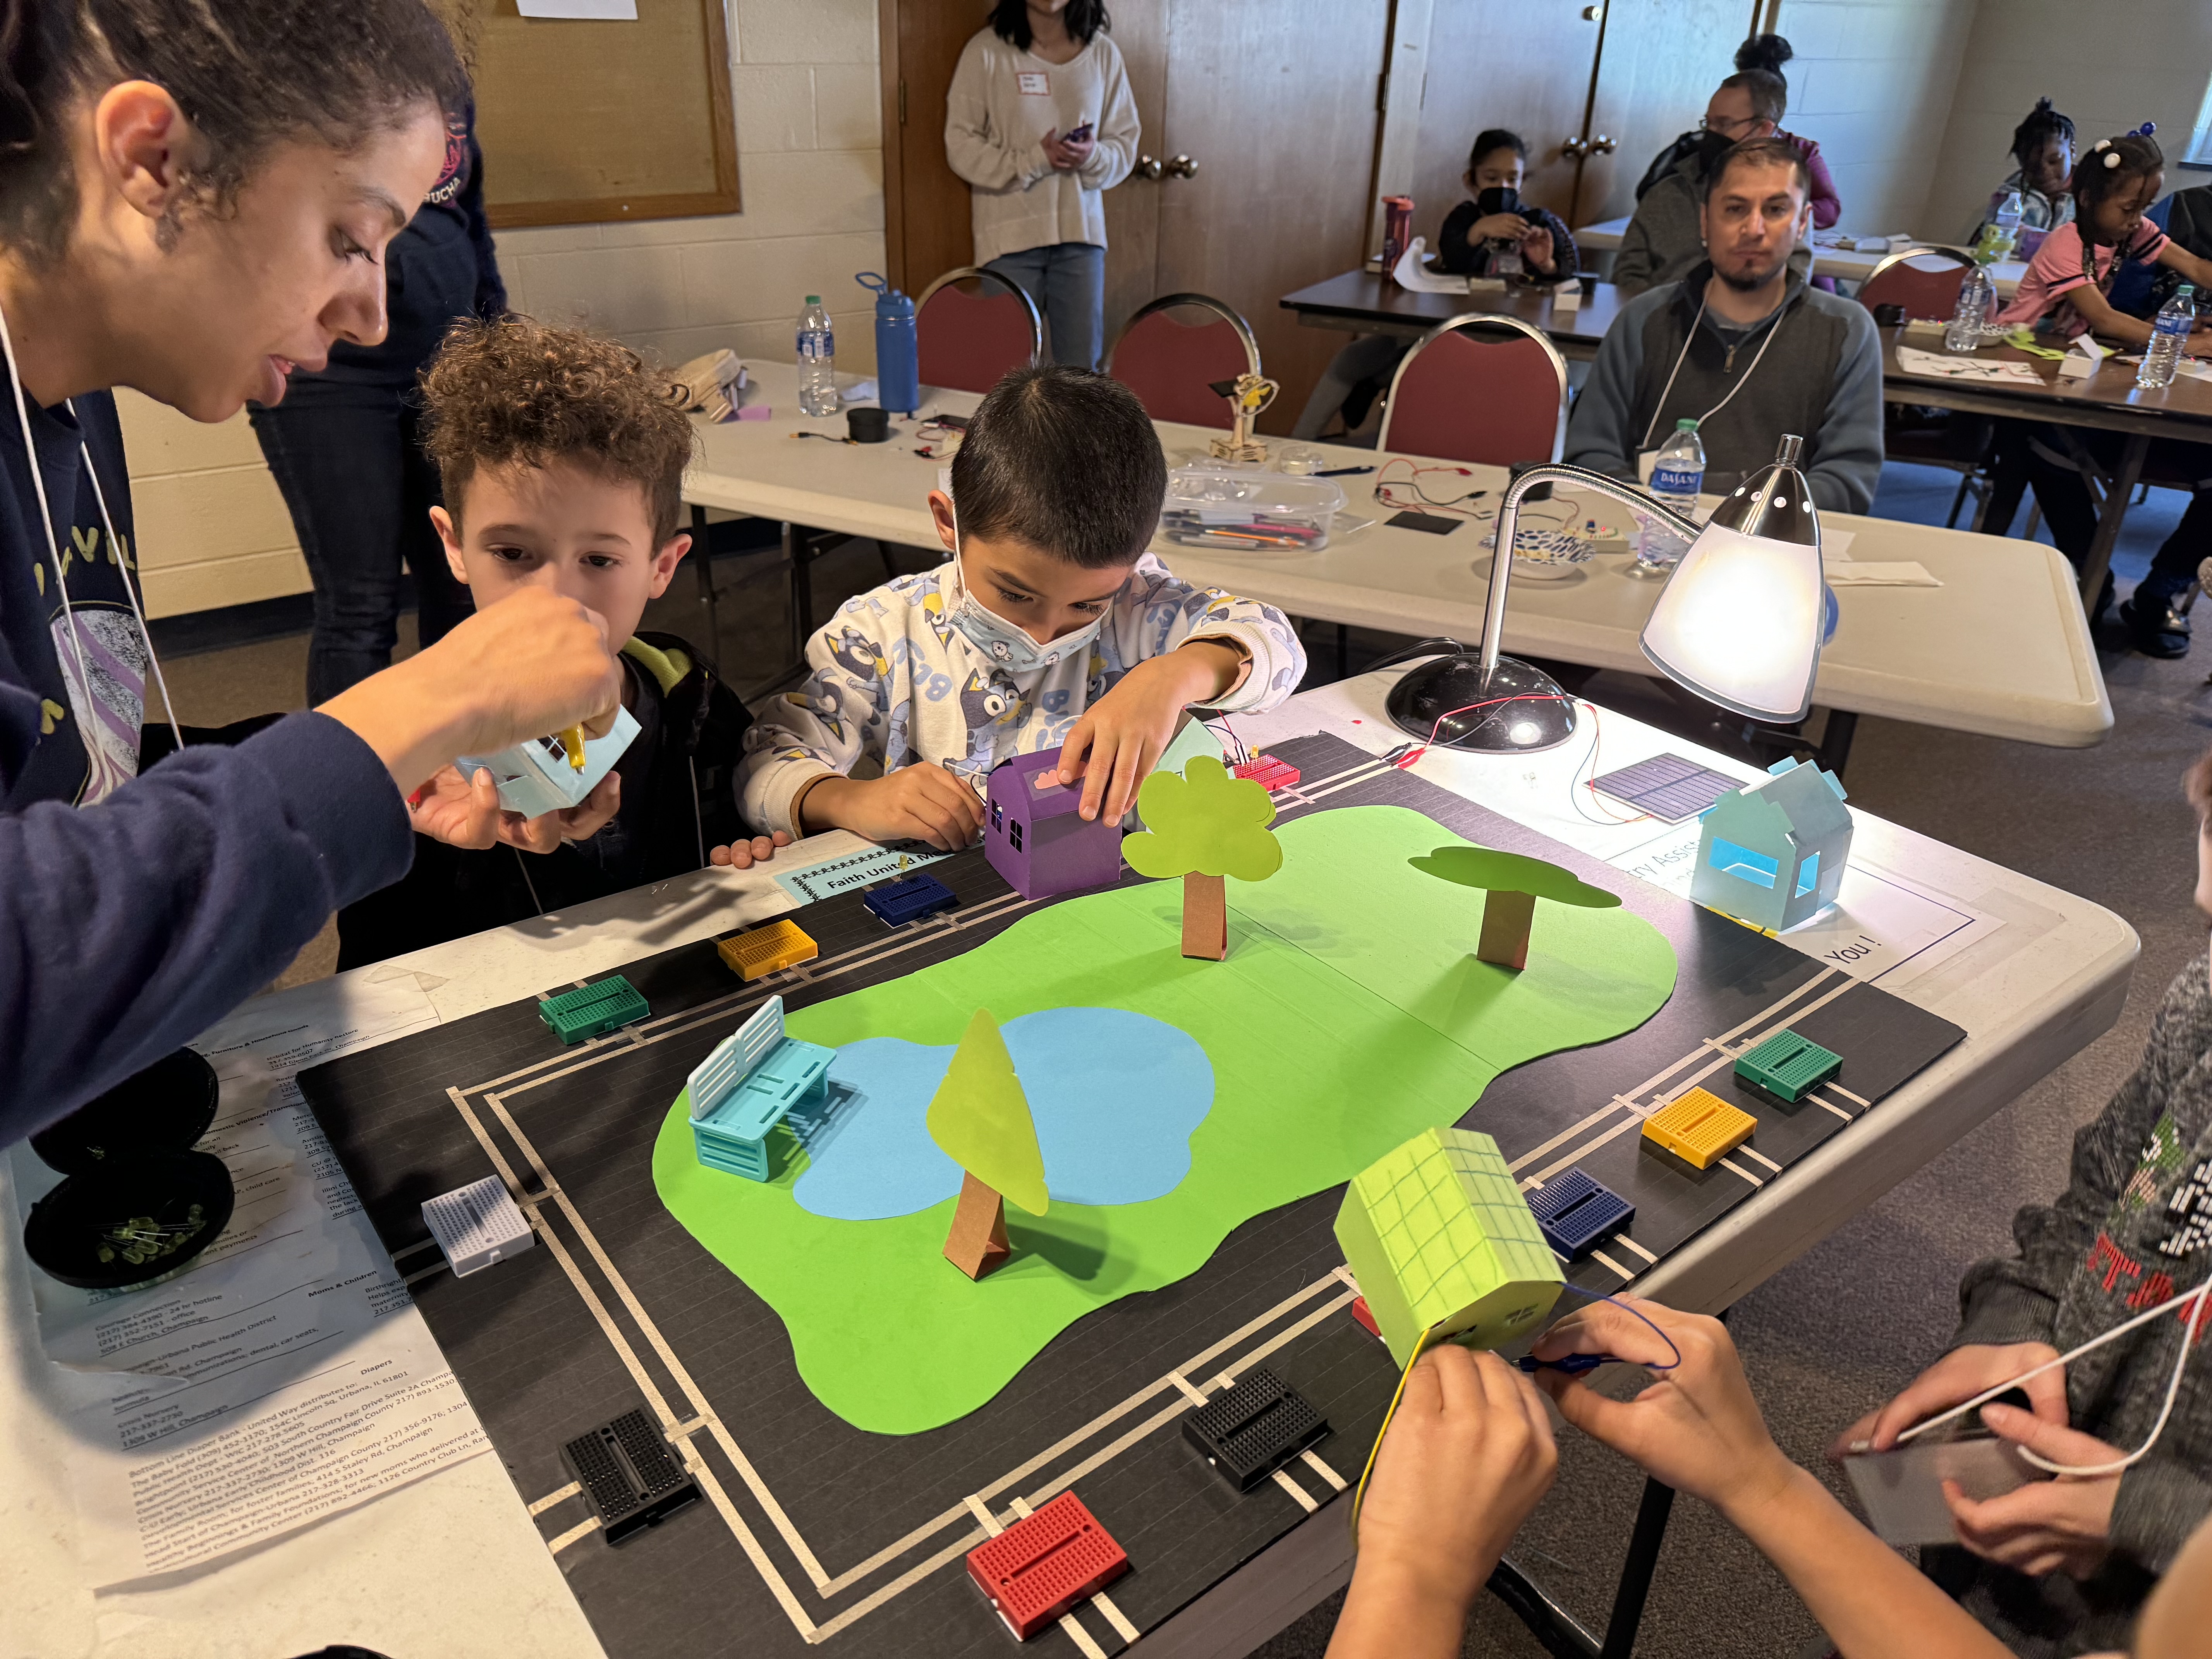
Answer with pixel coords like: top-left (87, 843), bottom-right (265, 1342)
top-left (863, 872), bottom-right (958, 927)
top-left (1526, 1168), bottom-right (1635, 1258)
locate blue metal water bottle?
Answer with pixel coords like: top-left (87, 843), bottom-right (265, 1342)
top-left (857, 272), bottom-right (918, 415)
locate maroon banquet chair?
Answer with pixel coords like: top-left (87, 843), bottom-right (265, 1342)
top-left (1858, 246), bottom-right (1995, 528)
top-left (914, 266), bottom-right (1043, 394)
top-left (1103, 294), bottom-right (1261, 428)
top-left (1856, 244), bottom-right (1978, 319)
top-left (1375, 314), bottom-right (1568, 466)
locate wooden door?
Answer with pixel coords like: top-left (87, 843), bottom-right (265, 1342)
top-left (1149, 0), bottom-right (1393, 432)
top-left (1408, 0), bottom-right (1603, 247)
top-left (879, 0), bottom-right (984, 295)
top-left (1575, 0), bottom-right (1764, 226)
top-left (1099, 0), bottom-right (1167, 354)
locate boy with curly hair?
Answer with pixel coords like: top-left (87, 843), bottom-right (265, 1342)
top-left (336, 316), bottom-right (785, 965)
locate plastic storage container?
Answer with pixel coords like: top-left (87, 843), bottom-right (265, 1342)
top-left (1159, 464), bottom-right (1346, 553)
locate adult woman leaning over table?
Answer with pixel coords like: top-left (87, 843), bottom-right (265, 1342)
top-left (0, 0), bottom-right (623, 1146)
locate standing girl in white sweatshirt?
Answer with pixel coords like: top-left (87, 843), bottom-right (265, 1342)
top-left (944, 0), bottom-right (1140, 371)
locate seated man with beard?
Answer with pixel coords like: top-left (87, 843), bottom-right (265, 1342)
top-left (1565, 136), bottom-right (1882, 512)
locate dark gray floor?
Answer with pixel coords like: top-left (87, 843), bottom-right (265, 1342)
top-left (147, 470), bottom-right (2207, 1656)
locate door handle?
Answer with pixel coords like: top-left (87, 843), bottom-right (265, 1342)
top-left (1134, 154), bottom-right (1163, 180)
top-left (1561, 136), bottom-right (1590, 159)
top-left (1164, 153), bottom-right (1199, 178)
top-left (1589, 134), bottom-right (1618, 155)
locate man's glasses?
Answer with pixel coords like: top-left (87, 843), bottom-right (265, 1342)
top-left (1697, 113), bottom-right (1770, 138)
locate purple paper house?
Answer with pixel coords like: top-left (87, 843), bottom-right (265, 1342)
top-left (984, 747), bottom-right (1125, 900)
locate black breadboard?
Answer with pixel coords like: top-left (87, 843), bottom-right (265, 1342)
top-left (1589, 752), bottom-right (1743, 823)
top-left (1182, 1368), bottom-right (1329, 1491)
top-left (561, 1407), bottom-right (701, 1546)
top-left (298, 732), bottom-right (1965, 1659)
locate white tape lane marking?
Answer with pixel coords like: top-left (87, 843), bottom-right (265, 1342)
top-left (1211, 1373), bottom-right (1238, 1393)
top-left (1528, 1113), bottom-right (1649, 1187)
top-left (1510, 1099), bottom-right (1637, 1174)
top-left (1273, 1468), bottom-right (1319, 1513)
top-left (1589, 1247), bottom-right (1631, 1279)
top-left (388, 1237), bottom-right (441, 1263)
top-left (669, 1415), bottom-right (709, 1441)
top-left (1008, 1496), bottom-right (1035, 1519)
top-left (478, 1088), bottom-right (834, 1594)
top-left (805, 1528), bottom-right (991, 1645)
top-left (1060, 1612), bottom-right (1109, 1659)
top-left (1812, 1092), bottom-right (1855, 1120)
top-left (963, 1494), bottom-right (1003, 1536)
top-left (402, 1261), bottom-right (447, 1286)
top-left (443, 1086), bottom-right (530, 1192)
top-left (1612, 1233), bottom-right (1659, 1264)
top-left (1611, 969), bottom-right (1843, 1105)
top-left (1092, 1591), bottom-right (1142, 1643)
top-left (1827, 1080), bottom-right (1870, 1106)
top-left (527, 1481), bottom-right (581, 1516)
top-left (1717, 1156), bottom-right (1764, 1188)
top-left (546, 1515), bottom-right (601, 1554)
top-left (1300, 1449), bottom-right (1348, 1492)
top-left (1168, 1373), bottom-right (1209, 1406)
top-left (1740, 1145), bottom-right (1783, 1173)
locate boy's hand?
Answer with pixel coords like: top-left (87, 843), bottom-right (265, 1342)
top-left (1942, 1405), bottom-right (2120, 1579)
top-left (1530, 1295), bottom-right (1795, 1522)
top-left (408, 764), bottom-right (505, 849)
top-left (802, 766), bottom-right (983, 852)
top-left (1830, 1342), bottom-right (2066, 1459)
top-left (499, 771), bottom-right (621, 854)
top-left (710, 831), bottom-right (794, 870)
top-left (1058, 640), bottom-right (1245, 823)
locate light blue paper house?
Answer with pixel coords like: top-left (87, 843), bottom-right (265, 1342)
top-left (1690, 757), bottom-right (1852, 931)
top-left (688, 995), bottom-right (834, 1181)
top-left (453, 706), bottom-right (641, 819)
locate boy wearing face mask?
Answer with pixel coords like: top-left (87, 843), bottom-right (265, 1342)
top-left (732, 366), bottom-right (1305, 853)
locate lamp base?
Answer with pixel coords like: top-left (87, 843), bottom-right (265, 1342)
top-left (1385, 654), bottom-right (1578, 753)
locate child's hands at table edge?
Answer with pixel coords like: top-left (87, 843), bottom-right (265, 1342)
top-left (1326, 1347), bottom-right (1556, 1659)
top-left (409, 766), bottom-right (621, 853)
top-left (1828, 1340), bottom-right (2066, 1459)
top-left (319, 586), bottom-right (624, 799)
top-left (710, 830), bottom-right (794, 870)
top-left (797, 765), bottom-right (983, 853)
top-left (1057, 638), bottom-right (1249, 823)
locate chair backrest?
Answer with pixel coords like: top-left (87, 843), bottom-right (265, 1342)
top-left (1104, 294), bottom-right (1260, 428)
top-left (1375, 314), bottom-right (1568, 467)
top-left (914, 266), bottom-right (1042, 394)
top-left (1857, 246), bottom-right (1978, 319)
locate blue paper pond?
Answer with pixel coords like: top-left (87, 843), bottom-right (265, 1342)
top-left (789, 1008), bottom-right (1214, 1219)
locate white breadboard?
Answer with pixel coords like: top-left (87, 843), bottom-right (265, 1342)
top-left (422, 1176), bottom-right (534, 1278)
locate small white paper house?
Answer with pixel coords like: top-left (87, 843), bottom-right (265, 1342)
top-left (1690, 757), bottom-right (1852, 931)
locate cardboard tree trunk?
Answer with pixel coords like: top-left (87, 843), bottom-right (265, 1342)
top-left (1182, 871), bottom-right (1227, 961)
top-left (1477, 888), bottom-right (1536, 970)
top-left (943, 1171), bottom-right (1012, 1279)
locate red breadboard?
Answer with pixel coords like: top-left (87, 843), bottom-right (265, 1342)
top-left (965, 1492), bottom-right (1130, 1641)
top-left (1234, 757), bottom-right (1301, 792)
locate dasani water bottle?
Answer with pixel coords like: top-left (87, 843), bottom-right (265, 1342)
top-left (1636, 419), bottom-right (1704, 575)
top-left (797, 295), bottom-right (838, 417)
top-left (1946, 265), bottom-right (1994, 352)
top-left (2138, 285), bottom-right (2196, 390)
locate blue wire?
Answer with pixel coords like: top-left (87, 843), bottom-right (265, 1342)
top-left (1515, 1283), bottom-right (1683, 1376)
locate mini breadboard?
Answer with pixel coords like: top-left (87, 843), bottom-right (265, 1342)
top-left (421, 1176), bottom-right (533, 1278)
top-left (716, 917), bottom-right (818, 982)
top-left (1642, 1087), bottom-right (1757, 1170)
top-left (1734, 1029), bottom-right (1841, 1102)
top-left (1182, 1367), bottom-right (1328, 1491)
top-left (1233, 756), bottom-right (1301, 792)
top-left (862, 871), bottom-right (959, 927)
top-left (538, 976), bottom-right (649, 1044)
top-left (965, 1491), bottom-right (1129, 1640)
top-left (560, 1408), bottom-right (701, 1546)
top-left (1525, 1168), bottom-right (1634, 1258)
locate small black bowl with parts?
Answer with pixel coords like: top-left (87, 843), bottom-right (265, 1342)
top-left (22, 1048), bottom-right (235, 1292)
top-left (847, 406), bottom-right (890, 443)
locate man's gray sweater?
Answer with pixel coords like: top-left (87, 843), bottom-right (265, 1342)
top-left (1925, 955), bottom-right (2212, 1657)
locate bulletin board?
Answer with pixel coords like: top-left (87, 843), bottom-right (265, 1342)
top-left (462, 0), bottom-right (739, 229)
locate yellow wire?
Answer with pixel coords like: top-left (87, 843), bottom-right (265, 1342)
top-left (1347, 1320), bottom-right (1444, 1538)
top-left (558, 725), bottom-right (587, 771)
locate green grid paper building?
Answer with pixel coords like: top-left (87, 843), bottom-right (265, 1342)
top-left (1334, 1126), bottom-right (1565, 1368)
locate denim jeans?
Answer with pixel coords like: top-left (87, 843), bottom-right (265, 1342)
top-left (984, 242), bottom-right (1106, 371)
top-left (251, 397), bottom-right (473, 705)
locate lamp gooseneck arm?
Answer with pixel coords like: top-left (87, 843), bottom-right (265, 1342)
top-left (1477, 463), bottom-right (1702, 684)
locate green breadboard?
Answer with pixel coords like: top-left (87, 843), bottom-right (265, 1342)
top-left (539, 976), bottom-right (650, 1044)
top-left (1734, 1029), bottom-right (1840, 1102)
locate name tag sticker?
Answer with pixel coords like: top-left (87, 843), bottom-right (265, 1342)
top-left (1017, 71), bottom-right (1050, 95)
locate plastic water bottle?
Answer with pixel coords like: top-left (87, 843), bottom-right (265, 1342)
top-left (1945, 265), bottom-right (1994, 353)
top-left (1636, 419), bottom-right (1704, 575)
top-left (797, 295), bottom-right (837, 416)
top-left (2138, 285), bottom-right (2196, 389)
top-left (1989, 188), bottom-right (2023, 260)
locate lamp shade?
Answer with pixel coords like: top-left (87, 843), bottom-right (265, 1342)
top-left (1639, 436), bottom-right (1825, 723)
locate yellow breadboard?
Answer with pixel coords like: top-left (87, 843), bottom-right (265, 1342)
top-left (716, 918), bottom-right (818, 982)
top-left (1642, 1087), bottom-right (1756, 1170)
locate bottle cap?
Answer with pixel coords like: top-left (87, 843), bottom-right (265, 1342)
top-left (805, 295), bottom-right (820, 304)
top-left (1676, 417), bottom-right (1699, 431)
top-left (2180, 285), bottom-right (2197, 298)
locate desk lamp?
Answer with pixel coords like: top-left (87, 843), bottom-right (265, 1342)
top-left (1383, 435), bottom-right (1826, 752)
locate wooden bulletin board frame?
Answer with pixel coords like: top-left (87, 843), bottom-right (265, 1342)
top-left (465, 0), bottom-right (739, 230)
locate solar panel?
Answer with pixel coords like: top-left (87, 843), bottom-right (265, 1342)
top-left (1589, 752), bottom-right (1742, 823)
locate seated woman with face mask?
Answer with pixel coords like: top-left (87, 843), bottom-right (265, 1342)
top-left (1436, 129), bottom-right (1577, 284)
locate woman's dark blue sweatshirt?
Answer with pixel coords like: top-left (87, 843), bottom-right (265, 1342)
top-left (0, 375), bottom-right (412, 1145)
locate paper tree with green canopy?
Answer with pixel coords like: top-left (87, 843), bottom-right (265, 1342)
top-left (1123, 754), bottom-right (1283, 960)
top-left (1410, 845), bottom-right (1621, 972)
top-left (926, 1008), bottom-right (1050, 1279)
top-left (1334, 1125), bottom-right (1564, 1369)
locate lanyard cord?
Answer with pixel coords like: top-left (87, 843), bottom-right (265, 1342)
top-left (1637, 289), bottom-right (1791, 453)
top-left (0, 295), bottom-right (94, 712)
top-left (69, 410), bottom-right (183, 751)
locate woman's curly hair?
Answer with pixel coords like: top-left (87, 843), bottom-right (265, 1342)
top-left (419, 316), bottom-right (697, 544)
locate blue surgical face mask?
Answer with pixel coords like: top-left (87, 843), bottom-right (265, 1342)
top-left (939, 481), bottom-right (1109, 672)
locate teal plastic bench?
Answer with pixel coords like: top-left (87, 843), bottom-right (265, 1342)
top-left (688, 996), bottom-right (833, 1180)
